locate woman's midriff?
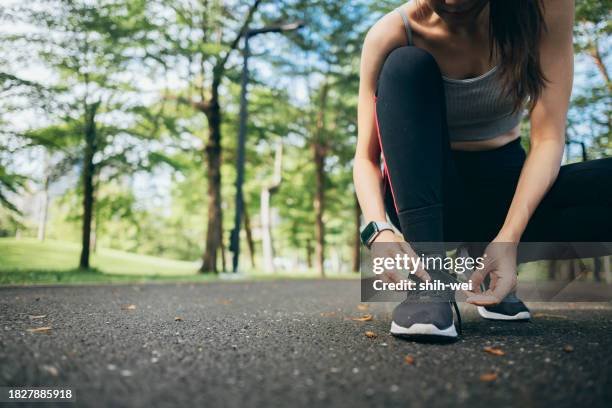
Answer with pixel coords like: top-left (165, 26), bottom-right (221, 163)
top-left (450, 124), bottom-right (521, 152)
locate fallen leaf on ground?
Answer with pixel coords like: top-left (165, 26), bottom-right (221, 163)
top-left (27, 327), bottom-right (52, 334)
top-left (404, 355), bottom-right (415, 365)
top-left (218, 299), bottom-right (232, 305)
top-left (357, 304), bottom-right (369, 311)
top-left (364, 331), bottom-right (377, 339)
top-left (483, 346), bottom-right (505, 356)
top-left (121, 304), bottom-right (136, 311)
top-left (563, 345), bottom-right (574, 353)
top-left (41, 365), bottom-right (58, 376)
top-left (174, 317), bottom-right (183, 322)
top-left (350, 314), bottom-right (373, 322)
top-left (479, 372), bottom-right (498, 382)
top-left (533, 313), bottom-right (568, 319)
top-left (29, 315), bottom-right (47, 320)
top-left (320, 311), bottom-right (336, 317)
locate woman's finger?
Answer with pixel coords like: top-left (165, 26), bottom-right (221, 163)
top-left (465, 292), bottom-right (499, 305)
top-left (489, 273), bottom-right (517, 303)
top-left (413, 267), bottom-right (431, 282)
top-left (468, 268), bottom-right (487, 292)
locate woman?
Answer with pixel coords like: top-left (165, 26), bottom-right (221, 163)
top-left (354, 0), bottom-right (612, 341)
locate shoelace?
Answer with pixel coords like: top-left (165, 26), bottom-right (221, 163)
top-left (451, 300), bottom-right (462, 335)
top-left (408, 275), bottom-right (463, 336)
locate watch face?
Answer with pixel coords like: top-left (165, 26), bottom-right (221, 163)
top-left (360, 222), bottom-right (378, 245)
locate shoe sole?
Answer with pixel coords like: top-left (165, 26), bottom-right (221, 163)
top-left (390, 321), bottom-right (458, 342)
top-left (477, 306), bottom-right (531, 321)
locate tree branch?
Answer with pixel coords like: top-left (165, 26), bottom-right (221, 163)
top-left (214, 0), bottom-right (263, 82)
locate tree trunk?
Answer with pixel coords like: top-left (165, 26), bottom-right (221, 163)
top-left (588, 41), bottom-right (612, 94)
top-left (548, 260), bottom-right (557, 280)
top-left (261, 141), bottom-right (283, 273)
top-left (242, 203), bottom-right (256, 269)
top-left (352, 196), bottom-right (361, 273)
top-left (604, 256), bottom-right (612, 284)
top-left (261, 188), bottom-right (273, 272)
top-left (37, 171), bottom-right (50, 242)
top-left (79, 101), bottom-right (100, 270)
top-left (594, 257), bottom-right (602, 282)
top-left (305, 238), bottom-right (313, 269)
top-left (312, 81), bottom-right (330, 277)
top-left (313, 143), bottom-right (326, 277)
top-left (219, 231), bottom-right (227, 272)
top-left (91, 179), bottom-right (100, 253)
top-left (201, 97), bottom-right (223, 273)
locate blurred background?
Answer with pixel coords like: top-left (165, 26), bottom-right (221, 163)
top-left (0, 0), bottom-right (609, 284)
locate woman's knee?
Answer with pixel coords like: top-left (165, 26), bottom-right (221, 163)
top-left (377, 46), bottom-right (442, 90)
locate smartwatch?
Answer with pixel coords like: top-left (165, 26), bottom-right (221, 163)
top-left (360, 221), bottom-right (395, 248)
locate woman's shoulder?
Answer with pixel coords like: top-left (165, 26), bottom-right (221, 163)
top-left (363, 3), bottom-right (412, 52)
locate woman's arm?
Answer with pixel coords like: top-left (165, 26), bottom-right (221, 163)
top-left (467, 0), bottom-right (575, 305)
top-left (495, 0), bottom-right (575, 243)
top-left (354, 12), bottom-right (406, 242)
top-left (354, 11), bottom-right (434, 283)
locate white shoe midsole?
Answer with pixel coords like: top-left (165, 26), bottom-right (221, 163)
top-left (477, 306), bottom-right (531, 321)
top-left (390, 321), bottom-right (458, 337)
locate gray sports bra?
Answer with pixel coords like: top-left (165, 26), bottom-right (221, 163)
top-left (395, 7), bottom-right (523, 141)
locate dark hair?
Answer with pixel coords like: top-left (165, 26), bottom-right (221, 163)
top-left (488, 0), bottom-right (548, 112)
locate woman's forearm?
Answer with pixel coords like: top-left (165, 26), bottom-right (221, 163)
top-left (497, 137), bottom-right (565, 242)
top-left (353, 157), bottom-right (388, 223)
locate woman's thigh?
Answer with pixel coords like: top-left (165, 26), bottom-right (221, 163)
top-left (385, 139), bottom-right (612, 261)
top-left (522, 157), bottom-right (612, 242)
top-left (443, 139), bottom-right (527, 242)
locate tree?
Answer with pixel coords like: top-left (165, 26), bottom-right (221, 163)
top-left (572, 0), bottom-right (611, 159)
top-left (143, 0), bottom-right (266, 273)
top-left (275, 0), bottom-right (370, 275)
top-left (5, 0), bottom-right (173, 269)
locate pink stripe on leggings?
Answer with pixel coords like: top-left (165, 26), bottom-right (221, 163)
top-left (373, 95), bottom-right (400, 215)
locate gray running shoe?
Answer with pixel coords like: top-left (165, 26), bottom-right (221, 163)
top-left (390, 299), bottom-right (460, 341)
top-left (477, 292), bottom-right (531, 321)
top-left (456, 244), bottom-right (531, 321)
top-left (390, 265), bottom-right (461, 342)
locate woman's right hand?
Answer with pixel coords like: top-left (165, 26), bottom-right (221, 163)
top-left (371, 230), bottom-right (432, 285)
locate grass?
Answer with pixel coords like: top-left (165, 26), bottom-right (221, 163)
top-left (0, 238), bottom-right (211, 285)
top-left (0, 238), bottom-right (358, 286)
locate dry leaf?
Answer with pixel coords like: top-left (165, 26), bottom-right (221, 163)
top-left (320, 311), bottom-right (336, 317)
top-left (351, 314), bottom-right (373, 322)
top-left (218, 299), bottom-right (232, 305)
top-left (563, 345), bottom-right (574, 353)
top-left (483, 346), bottom-right (505, 356)
top-left (29, 315), bottom-right (47, 320)
top-left (365, 331), bottom-right (377, 339)
top-left (27, 327), bottom-right (52, 334)
top-left (41, 365), bottom-right (58, 377)
top-left (357, 304), bottom-right (369, 311)
top-left (479, 372), bottom-right (498, 382)
top-left (404, 355), bottom-right (415, 365)
top-left (174, 317), bottom-right (183, 322)
top-left (121, 304), bottom-right (136, 311)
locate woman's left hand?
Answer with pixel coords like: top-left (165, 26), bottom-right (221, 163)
top-left (464, 238), bottom-right (518, 305)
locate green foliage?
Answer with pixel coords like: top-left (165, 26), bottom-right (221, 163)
top-left (0, 1), bottom-right (610, 276)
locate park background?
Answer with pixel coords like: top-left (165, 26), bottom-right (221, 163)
top-left (0, 0), bottom-right (610, 285)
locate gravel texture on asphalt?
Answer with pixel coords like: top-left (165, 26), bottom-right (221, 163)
top-left (1, 280), bottom-right (611, 408)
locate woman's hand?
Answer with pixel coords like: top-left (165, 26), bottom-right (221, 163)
top-left (370, 230), bottom-right (431, 285)
top-left (465, 238), bottom-right (518, 305)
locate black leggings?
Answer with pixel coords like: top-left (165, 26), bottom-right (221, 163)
top-left (374, 46), bottom-right (612, 261)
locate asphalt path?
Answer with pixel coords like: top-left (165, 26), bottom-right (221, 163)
top-left (1, 280), bottom-right (611, 407)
